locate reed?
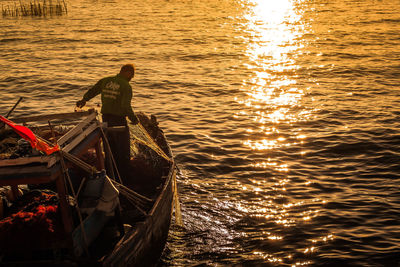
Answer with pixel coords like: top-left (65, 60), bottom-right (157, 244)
top-left (2, 0), bottom-right (67, 17)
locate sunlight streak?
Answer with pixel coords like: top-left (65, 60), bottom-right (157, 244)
top-left (239, 0), bottom-right (308, 156)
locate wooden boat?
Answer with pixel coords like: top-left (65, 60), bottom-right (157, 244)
top-left (0, 109), bottom-right (178, 266)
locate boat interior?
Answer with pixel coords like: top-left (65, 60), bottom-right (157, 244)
top-left (0, 110), bottom-right (174, 265)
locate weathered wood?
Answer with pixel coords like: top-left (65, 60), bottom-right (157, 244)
top-left (95, 139), bottom-right (105, 170)
top-left (56, 173), bottom-right (74, 234)
top-left (150, 164), bottom-right (175, 216)
top-left (0, 175), bottom-right (59, 186)
top-left (61, 150), bottom-right (96, 175)
top-left (57, 112), bottom-right (97, 146)
top-left (0, 122), bottom-right (99, 169)
top-left (107, 126), bottom-right (126, 132)
top-left (0, 165), bottom-right (61, 185)
top-left (103, 123), bottom-right (177, 266)
top-left (60, 122), bottom-right (99, 155)
top-left (0, 155), bottom-right (53, 168)
top-left (10, 110), bottom-right (96, 124)
top-left (0, 112), bottom-right (97, 168)
top-left (69, 130), bottom-right (102, 160)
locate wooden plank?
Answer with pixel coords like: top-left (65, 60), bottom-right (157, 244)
top-left (10, 110), bottom-right (96, 124)
top-left (0, 165), bottom-right (61, 185)
top-left (95, 140), bottom-right (105, 170)
top-left (0, 165), bottom-right (51, 178)
top-left (107, 126), bottom-right (126, 132)
top-left (57, 112), bottom-right (98, 146)
top-left (0, 155), bottom-right (53, 167)
top-left (44, 123), bottom-right (99, 169)
top-left (56, 174), bottom-right (74, 234)
top-left (69, 131), bottom-right (101, 159)
top-left (63, 122), bottom-right (99, 154)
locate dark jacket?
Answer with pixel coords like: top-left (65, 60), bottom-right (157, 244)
top-left (83, 74), bottom-right (136, 122)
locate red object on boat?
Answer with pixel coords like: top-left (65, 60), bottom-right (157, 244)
top-left (0, 190), bottom-right (63, 252)
top-left (0, 115), bottom-right (60, 155)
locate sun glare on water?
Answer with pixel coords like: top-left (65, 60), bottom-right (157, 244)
top-left (235, 1), bottom-right (327, 264)
top-left (239, 0), bottom-right (308, 153)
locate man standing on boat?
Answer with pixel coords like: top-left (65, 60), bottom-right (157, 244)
top-left (76, 64), bottom-right (138, 181)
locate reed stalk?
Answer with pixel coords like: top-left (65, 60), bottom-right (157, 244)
top-left (2, 0), bottom-right (67, 17)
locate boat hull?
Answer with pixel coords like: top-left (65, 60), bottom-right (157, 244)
top-left (103, 166), bottom-right (175, 267)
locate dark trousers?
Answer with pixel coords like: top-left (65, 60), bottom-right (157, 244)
top-left (102, 114), bottom-right (130, 182)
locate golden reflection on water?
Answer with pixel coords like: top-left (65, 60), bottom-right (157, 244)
top-left (252, 160), bottom-right (289, 172)
top-left (240, 0), bottom-right (309, 153)
top-left (244, 0), bottom-right (303, 66)
top-left (237, 1), bottom-right (332, 264)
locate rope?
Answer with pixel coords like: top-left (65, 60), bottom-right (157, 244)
top-left (56, 131), bottom-right (153, 212)
top-left (120, 193), bottom-right (148, 216)
top-left (60, 150), bottom-right (96, 175)
top-left (52, 116), bottom-right (181, 228)
top-left (48, 120), bottom-right (90, 257)
top-left (111, 180), bottom-right (153, 205)
top-left (98, 124), bottom-right (123, 184)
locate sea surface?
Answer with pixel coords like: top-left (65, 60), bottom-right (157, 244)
top-left (1, 0), bottom-right (400, 266)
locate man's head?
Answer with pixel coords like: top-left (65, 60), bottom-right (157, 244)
top-left (120, 64), bottom-right (135, 81)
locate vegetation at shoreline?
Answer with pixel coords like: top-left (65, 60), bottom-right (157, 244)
top-left (2, 0), bottom-right (67, 17)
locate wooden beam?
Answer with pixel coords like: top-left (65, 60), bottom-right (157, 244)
top-left (62, 122), bottom-right (99, 154)
top-left (56, 174), bottom-right (73, 234)
top-left (95, 140), bottom-right (105, 170)
top-left (10, 109), bottom-right (96, 124)
top-left (0, 155), bottom-right (53, 168)
top-left (57, 112), bottom-right (98, 146)
top-left (0, 165), bottom-right (61, 186)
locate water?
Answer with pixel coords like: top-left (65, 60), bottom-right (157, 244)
top-left (1, 0), bottom-right (400, 266)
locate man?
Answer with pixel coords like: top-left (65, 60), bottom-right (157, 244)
top-left (76, 64), bottom-right (138, 181)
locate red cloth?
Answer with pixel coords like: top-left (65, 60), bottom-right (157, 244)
top-left (0, 115), bottom-right (60, 155)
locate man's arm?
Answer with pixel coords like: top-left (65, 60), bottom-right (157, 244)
top-left (76, 79), bottom-right (103, 108)
top-left (123, 84), bottom-right (138, 124)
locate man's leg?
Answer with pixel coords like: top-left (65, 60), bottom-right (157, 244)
top-left (102, 114), bottom-right (130, 182)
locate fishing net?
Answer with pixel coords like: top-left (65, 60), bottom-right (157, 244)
top-left (129, 123), bottom-right (171, 163)
top-left (128, 115), bottom-right (183, 227)
top-left (0, 190), bottom-right (65, 251)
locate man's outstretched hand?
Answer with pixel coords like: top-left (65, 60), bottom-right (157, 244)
top-left (76, 99), bottom-right (86, 108)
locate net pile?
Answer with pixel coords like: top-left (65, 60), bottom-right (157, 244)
top-left (129, 123), bottom-right (171, 163)
top-left (0, 190), bottom-right (64, 251)
top-left (129, 115), bottom-right (183, 227)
